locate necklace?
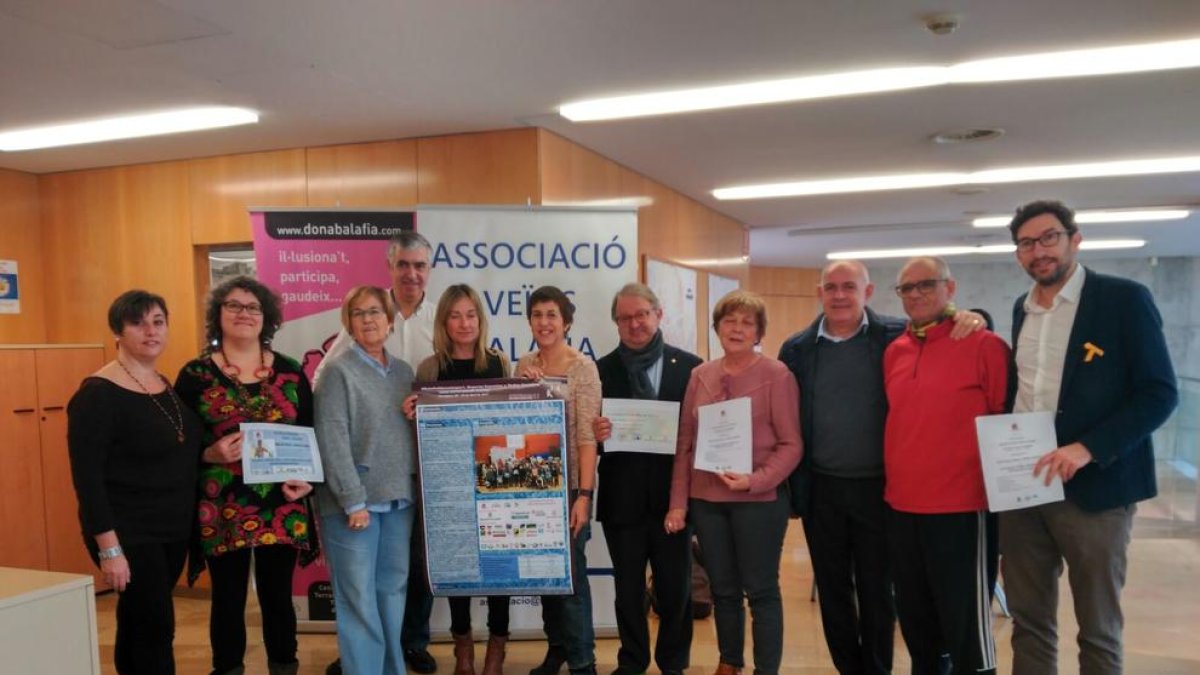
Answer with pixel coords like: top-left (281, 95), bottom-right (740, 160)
top-left (218, 345), bottom-right (273, 381)
top-left (117, 358), bottom-right (186, 444)
top-left (217, 347), bottom-right (279, 421)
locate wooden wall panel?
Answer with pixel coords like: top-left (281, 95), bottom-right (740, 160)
top-left (307, 140), bottom-right (418, 207)
top-left (40, 162), bottom-right (200, 372)
top-left (417, 129), bottom-right (540, 205)
top-left (189, 149), bottom-right (307, 245)
top-left (749, 265), bottom-right (824, 357)
top-left (37, 348), bottom-right (107, 589)
top-left (761, 295), bottom-right (821, 359)
top-left (538, 130), bottom-right (749, 288)
top-left (750, 266), bottom-right (821, 297)
top-left (539, 130), bottom-right (625, 204)
top-left (0, 350), bottom-right (48, 569)
top-left (0, 169), bottom-right (46, 343)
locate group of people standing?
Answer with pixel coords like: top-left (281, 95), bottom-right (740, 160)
top-left (779, 199), bottom-right (1177, 675)
top-left (66, 198), bottom-right (1176, 675)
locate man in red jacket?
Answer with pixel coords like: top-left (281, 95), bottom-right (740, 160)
top-left (882, 256), bottom-right (1010, 675)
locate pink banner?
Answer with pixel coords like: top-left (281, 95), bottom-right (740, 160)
top-left (250, 210), bottom-right (415, 322)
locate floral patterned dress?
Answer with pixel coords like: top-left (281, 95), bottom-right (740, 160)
top-left (175, 351), bottom-right (316, 580)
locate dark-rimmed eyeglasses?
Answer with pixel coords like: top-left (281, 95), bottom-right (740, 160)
top-left (893, 279), bottom-right (947, 297)
top-left (222, 300), bottom-right (263, 316)
top-left (615, 309), bottom-right (654, 326)
top-left (1015, 229), bottom-right (1067, 252)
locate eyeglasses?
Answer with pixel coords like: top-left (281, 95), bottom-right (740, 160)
top-left (351, 307), bottom-right (386, 321)
top-left (222, 300), bottom-right (263, 316)
top-left (894, 279), bottom-right (947, 297)
top-left (1015, 229), bottom-right (1067, 252)
top-left (615, 309), bottom-right (654, 326)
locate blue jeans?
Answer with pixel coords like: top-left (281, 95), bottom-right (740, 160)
top-left (542, 522), bottom-right (595, 670)
top-left (321, 507), bottom-right (414, 675)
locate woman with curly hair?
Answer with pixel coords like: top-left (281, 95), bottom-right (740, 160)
top-left (175, 275), bottom-right (316, 675)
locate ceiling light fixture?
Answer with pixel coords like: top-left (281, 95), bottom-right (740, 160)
top-left (0, 106), bottom-right (260, 151)
top-left (559, 36), bottom-right (1200, 122)
top-left (714, 155), bottom-right (1200, 200)
top-left (560, 67), bottom-right (948, 121)
top-left (827, 239), bottom-right (1145, 260)
top-left (972, 208), bottom-right (1190, 228)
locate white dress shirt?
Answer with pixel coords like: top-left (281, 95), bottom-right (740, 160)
top-left (1014, 264), bottom-right (1085, 414)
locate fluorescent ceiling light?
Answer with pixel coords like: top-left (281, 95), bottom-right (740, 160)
top-left (828, 239), bottom-right (1145, 260)
top-left (560, 67), bottom-right (948, 121)
top-left (973, 208), bottom-right (1190, 228)
top-left (541, 196), bottom-right (654, 208)
top-left (676, 255), bottom-right (750, 267)
top-left (560, 36), bottom-right (1200, 122)
top-left (0, 106), bottom-right (259, 151)
top-left (950, 38), bottom-right (1200, 83)
top-left (714, 155), bottom-right (1200, 200)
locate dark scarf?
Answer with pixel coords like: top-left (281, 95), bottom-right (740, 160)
top-left (617, 329), bottom-right (665, 399)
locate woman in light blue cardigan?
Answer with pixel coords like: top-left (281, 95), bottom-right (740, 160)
top-left (315, 285), bottom-right (416, 675)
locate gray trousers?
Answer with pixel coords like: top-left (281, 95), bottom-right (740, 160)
top-left (690, 492), bottom-right (790, 675)
top-left (999, 500), bottom-right (1136, 675)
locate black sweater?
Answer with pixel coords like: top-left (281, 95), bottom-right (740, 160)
top-left (67, 377), bottom-right (203, 546)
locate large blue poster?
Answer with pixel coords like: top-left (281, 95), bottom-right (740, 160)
top-left (415, 380), bottom-right (573, 596)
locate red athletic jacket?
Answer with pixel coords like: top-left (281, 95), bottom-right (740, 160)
top-left (883, 320), bottom-right (1010, 513)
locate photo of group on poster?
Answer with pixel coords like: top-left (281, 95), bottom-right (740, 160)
top-left (474, 433), bottom-right (564, 493)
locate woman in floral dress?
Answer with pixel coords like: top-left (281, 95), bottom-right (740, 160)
top-left (176, 276), bottom-right (316, 675)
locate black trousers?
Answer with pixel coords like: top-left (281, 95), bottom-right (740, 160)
top-left (602, 519), bottom-right (693, 671)
top-left (402, 504), bottom-right (434, 651)
top-left (886, 508), bottom-right (998, 675)
top-left (99, 539), bottom-right (189, 675)
top-left (448, 595), bottom-right (512, 636)
top-left (803, 474), bottom-right (894, 675)
top-left (206, 544), bottom-right (299, 673)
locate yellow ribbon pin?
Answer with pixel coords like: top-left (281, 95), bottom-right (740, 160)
top-left (1083, 342), bottom-right (1105, 362)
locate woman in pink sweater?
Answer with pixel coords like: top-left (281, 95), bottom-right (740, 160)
top-left (666, 290), bottom-right (802, 675)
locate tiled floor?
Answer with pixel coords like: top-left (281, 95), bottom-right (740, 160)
top-left (95, 475), bottom-right (1200, 674)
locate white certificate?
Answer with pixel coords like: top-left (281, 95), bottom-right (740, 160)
top-left (601, 398), bottom-right (681, 455)
top-left (694, 397), bottom-right (752, 474)
top-left (975, 412), bottom-right (1064, 512)
top-left (240, 423), bottom-right (325, 484)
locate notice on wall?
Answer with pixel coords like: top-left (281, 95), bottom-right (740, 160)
top-left (0, 260), bottom-right (19, 314)
top-left (414, 379), bottom-right (574, 597)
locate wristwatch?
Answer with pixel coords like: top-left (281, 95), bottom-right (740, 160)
top-left (573, 488), bottom-right (594, 500)
top-left (97, 545), bottom-right (124, 560)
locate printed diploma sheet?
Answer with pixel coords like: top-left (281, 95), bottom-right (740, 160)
top-left (240, 423), bottom-right (324, 484)
top-left (694, 397), bottom-right (752, 474)
top-left (601, 398), bottom-right (680, 455)
top-left (975, 412), bottom-right (1064, 512)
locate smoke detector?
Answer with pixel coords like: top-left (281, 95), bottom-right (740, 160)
top-left (923, 13), bottom-right (961, 36)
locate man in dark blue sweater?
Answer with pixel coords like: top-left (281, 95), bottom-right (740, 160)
top-left (778, 260), bottom-right (903, 675)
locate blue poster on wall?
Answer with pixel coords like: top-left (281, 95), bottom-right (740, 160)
top-left (0, 260), bottom-right (20, 314)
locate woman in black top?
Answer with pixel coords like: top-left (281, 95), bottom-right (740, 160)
top-left (403, 284), bottom-right (511, 675)
top-left (67, 290), bottom-right (204, 675)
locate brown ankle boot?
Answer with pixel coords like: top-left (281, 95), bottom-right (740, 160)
top-left (481, 633), bottom-right (508, 675)
top-left (713, 664), bottom-right (742, 675)
top-left (453, 631), bottom-right (476, 675)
